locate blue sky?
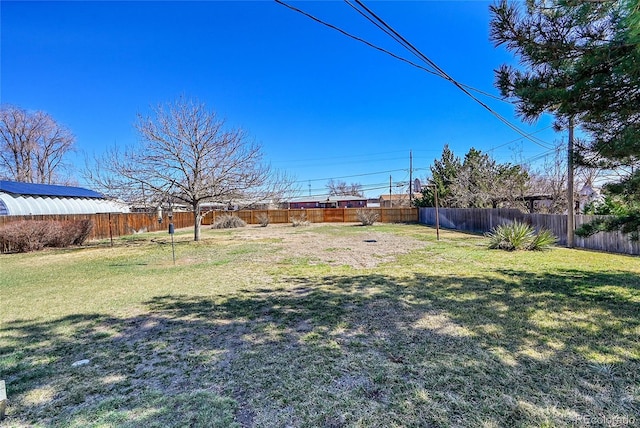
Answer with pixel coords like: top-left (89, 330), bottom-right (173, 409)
top-left (2, 1), bottom-right (560, 198)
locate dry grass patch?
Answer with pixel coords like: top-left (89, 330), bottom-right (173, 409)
top-left (1, 223), bottom-right (639, 427)
top-left (227, 223), bottom-right (426, 268)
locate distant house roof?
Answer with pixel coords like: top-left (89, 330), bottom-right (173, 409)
top-left (0, 180), bottom-right (104, 198)
top-left (289, 194), bottom-right (366, 203)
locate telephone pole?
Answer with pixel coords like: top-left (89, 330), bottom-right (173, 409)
top-left (409, 150), bottom-right (413, 206)
top-left (567, 118), bottom-right (575, 248)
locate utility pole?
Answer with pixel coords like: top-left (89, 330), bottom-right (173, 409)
top-left (409, 150), bottom-right (413, 206)
top-left (567, 118), bottom-right (575, 248)
top-left (433, 183), bottom-right (440, 241)
top-left (389, 175), bottom-right (392, 208)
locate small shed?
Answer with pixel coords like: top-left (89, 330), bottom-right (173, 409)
top-left (0, 180), bottom-right (129, 215)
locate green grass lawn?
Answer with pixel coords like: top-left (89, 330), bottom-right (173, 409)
top-left (1, 224), bottom-right (639, 427)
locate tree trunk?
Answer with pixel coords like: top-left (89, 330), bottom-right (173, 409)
top-left (193, 207), bottom-right (202, 241)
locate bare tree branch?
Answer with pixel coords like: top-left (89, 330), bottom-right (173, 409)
top-left (86, 96), bottom-right (295, 241)
top-left (326, 179), bottom-right (364, 197)
top-left (0, 105), bottom-right (75, 184)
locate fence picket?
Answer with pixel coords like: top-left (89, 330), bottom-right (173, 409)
top-left (0, 208), bottom-right (419, 241)
top-left (419, 208), bottom-right (639, 255)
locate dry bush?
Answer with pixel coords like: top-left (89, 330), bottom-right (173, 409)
top-left (0, 221), bottom-right (48, 252)
top-left (291, 213), bottom-right (310, 227)
top-left (43, 222), bottom-right (73, 248)
top-left (356, 209), bottom-right (379, 226)
top-left (0, 219), bottom-right (95, 253)
top-left (256, 213), bottom-right (270, 227)
top-left (212, 214), bottom-right (246, 229)
top-left (68, 219), bottom-right (94, 245)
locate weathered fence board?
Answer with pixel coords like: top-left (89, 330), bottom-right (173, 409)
top-left (0, 212), bottom-right (195, 241)
top-left (574, 215), bottom-right (640, 255)
top-left (203, 208), bottom-right (418, 226)
top-left (419, 208), bottom-right (640, 255)
top-left (1, 208), bottom-right (418, 241)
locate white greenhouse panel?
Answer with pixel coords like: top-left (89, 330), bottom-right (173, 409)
top-left (0, 192), bottom-right (129, 216)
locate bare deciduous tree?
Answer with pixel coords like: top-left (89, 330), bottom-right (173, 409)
top-left (0, 105), bottom-right (75, 184)
top-left (528, 142), bottom-right (604, 214)
top-left (87, 97), bottom-right (294, 241)
top-left (326, 179), bottom-right (364, 197)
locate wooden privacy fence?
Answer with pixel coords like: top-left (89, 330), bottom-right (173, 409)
top-left (0, 208), bottom-right (417, 241)
top-left (419, 207), bottom-right (640, 255)
top-left (202, 208), bottom-right (418, 225)
top-left (0, 212), bottom-right (195, 241)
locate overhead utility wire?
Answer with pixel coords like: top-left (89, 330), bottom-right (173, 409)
top-left (485, 125), bottom-right (554, 154)
top-left (294, 183), bottom-right (397, 199)
top-left (277, 155), bottom-right (409, 170)
top-left (286, 125), bottom-right (555, 187)
top-left (344, 0), bottom-right (441, 71)
top-left (348, 0), bottom-right (553, 150)
top-left (273, 0), bottom-right (504, 102)
top-left (275, 0), bottom-right (553, 150)
top-left (294, 168), bottom-right (406, 184)
top-left (273, 148), bottom-right (409, 164)
top-left (306, 181), bottom-right (402, 194)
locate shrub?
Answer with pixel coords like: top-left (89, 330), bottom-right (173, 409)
top-left (0, 221), bottom-right (46, 252)
top-left (212, 214), bottom-right (246, 229)
top-left (291, 213), bottom-right (309, 227)
top-left (43, 221), bottom-right (74, 248)
top-left (256, 213), bottom-right (270, 227)
top-left (527, 228), bottom-right (558, 250)
top-left (69, 219), bottom-right (94, 245)
top-left (0, 219), bottom-right (95, 253)
top-left (356, 209), bottom-right (379, 226)
top-left (486, 221), bottom-right (557, 251)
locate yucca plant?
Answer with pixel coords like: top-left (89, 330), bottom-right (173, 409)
top-left (486, 221), bottom-right (557, 251)
top-left (527, 228), bottom-right (558, 250)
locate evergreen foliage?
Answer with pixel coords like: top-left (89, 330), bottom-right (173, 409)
top-left (490, 0), bottom-right (640, 239)
top-left (414, 146), bottom-right (528, 209)
top-left (414, 144), bottom-right (460, 207)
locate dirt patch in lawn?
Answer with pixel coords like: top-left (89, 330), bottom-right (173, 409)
top-left (228, 223), bottom-right (427, 268)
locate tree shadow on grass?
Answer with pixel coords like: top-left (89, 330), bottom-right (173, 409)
top-left (1, 269), bottom-right (638, 427)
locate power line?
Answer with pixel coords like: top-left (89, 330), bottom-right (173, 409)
top-left (305, 180), bottom-right (401, 194)
top-left (272, 155), bottom-right (410, 170)
top-left (283, 130), bottom-right (556, 186)
top-left (289, 182), bottom-right (401, 199)
top-left (271, 148), bottom-right (409, 164)
top-left (485, 125), bottom-right (554, 154)
top-left (275, 0), bottom-right (554, 150)
top-left (348, 0), bottom-right (554, 150)
top-left (274, 0), bottom-right (506, 103)
top-left (292, 168), bottom-right (406, 184)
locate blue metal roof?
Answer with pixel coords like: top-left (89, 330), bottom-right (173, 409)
top-left (0, 180), bottom-right (104, 198)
